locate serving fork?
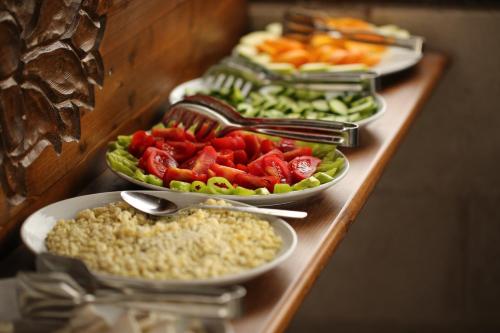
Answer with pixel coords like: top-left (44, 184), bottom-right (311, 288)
top-left (163, 94), bottom-right (359, 147)
top-left (204, 55), bottom-right (377, 98)
top-left (283, 9), bottom-right (424, 52)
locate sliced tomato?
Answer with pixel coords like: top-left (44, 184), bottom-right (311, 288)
top-left (283, 147), bottom-right (313, 161)
top-left (263, 155), bottom-right (292, 184)
top-left (210, 163), bottom-right (246, 182)
top-left (207, 169), bottom-right (216, 178)
top-left (216, 149), bottom-right (235, 167)
top-left (211, 136), bottom-right (245, 150)
top-left (185, 130), bottom-right (196, 142)
top-left (129, 130), bottom-right (155, 157)
top-left (278, 138), bottom-right (297, 152)
top-left (289, 156), bottom-right (322, 182)
top-left (155, 141), bottom-right (197, 162)
top-left (248, 149), bottom-right (285, 176)
top-left (234, 173), bottom-right (279, 191)
top-left (243, 134), bottom-right (261, 161)
top-left (260, 139), bottom-right (277, 154)
top-left (151, 127), bottom-right (186, 141)
top-left (233, 149), bottom-right (248, 164)
top-left (142, 147), bottom-right (178, 178)
top-left (235, 164), bottom-right (248, 172)
top-left (192, 146), bottom-right (217, 174)
top-left (164, 167), bottom-right (207, 184)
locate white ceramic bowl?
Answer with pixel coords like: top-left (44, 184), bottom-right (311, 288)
top-left (21, 191), bottom-right (297, 286)
top-left (169, 78), bottom-right (386, 127)
top-left (107, 150), bottom-right (349, 206)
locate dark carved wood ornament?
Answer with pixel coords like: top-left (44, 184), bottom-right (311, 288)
top-left (0, 0), bottom-right (106, 204)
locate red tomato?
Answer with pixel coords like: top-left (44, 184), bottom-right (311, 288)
top-left (243, 134), bottom-right (261, 161)
top-left (211, 136), bottom-right (245, 150)
top-left (278, 138), bottom-right (297, 152)
top-left (192, 146), bottom-right (217, 174)
top-left (210, 163), bottom-right (246, 182)
top-left (164, 167), bottom-right (207, 184)
top-left (151, 127), bottom-right (186, 141)
top-left (155, 141), bottom-right (197, 162)
top-left (234, 174), bottom-right (279, 191)
top-left (216, 149), bottom-right (235, 167)
top-left (129, 130), bottom-right (155, 157)
top-left (260, 139), bottom-right (277, 154)
top-left (289, 156), bottom-right (322, 182)
top-left (142, 147), bottom-right (178, 178)
top-left (283, 147), bottom-right (313, 161)
top-left (236, 164), bottom-right (248, 172)
top-left (233, 150), bottom-right (248, 164)
top-left (263, 155), bottom-right (291, 184)
top-left (248, 149), bottom-right (285, 176)
top-left (207, 169), bottom-right (216, 178)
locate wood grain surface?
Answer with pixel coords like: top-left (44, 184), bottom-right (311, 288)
top-left (0, 0), bottom-right (247, 248)
top-left (231, 53), bottom-right (447, 333)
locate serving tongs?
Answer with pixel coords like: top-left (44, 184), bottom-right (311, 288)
top-left (164, 94), bottom-right (359, 147)
top-left (17, 253), bottom-right (246, 321)
top-left (283, 9), bottom-right (424, 53)
top-left (204, 55), bottom-right (377, 98)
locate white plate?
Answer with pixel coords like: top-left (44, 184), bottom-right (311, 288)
top-left (107, 150), bottom-right (349, 206)
top-left (372, 47), bottom-right (422, 76)
top-left (169, 78), bottom-right (386, 127)
top-left (21, 191), bottom-right (297, 286)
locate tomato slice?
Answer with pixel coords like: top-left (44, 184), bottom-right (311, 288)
top-left (233, 149), bottom-right (248, 164)
top-left (278, 138), bottom-right (297, 152)
top-left (263, 155), bottom-right (291, 184)
top-left (129, 130), bottom-right (155, 157)
top-left (151, 127), bottom-right (187, 141)
top-left (216, 149), bottom-right (235, 167)
top-left (260, 139), bottom-right (277, 154)
top-left (210, 163), bottom-right (246, 182)
top-left (289, 156), bottom-right (322, 182)
top-left (164, 167), bottom-right (207, 184)
top-left (211, 136), bottom-right (245, 150)
top-left (243, 134), bottom-right (261, 161)
top-left (283, 147), bottom-right (313, 161)
top-left (234, 173), bottom-right (279, 191)
top-left (142, 147), bottom-right (178, 178)
top-left (155, 140), bottom-right (197, 162)
top-left (235, 164), bottom-right (248, 172)
top-left (248, 149), bottom-right (285, 176)
top-left (192, 146), bottom-right (217, 174)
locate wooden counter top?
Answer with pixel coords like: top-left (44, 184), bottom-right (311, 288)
top-left (0, 53), bottom-right (447, 333)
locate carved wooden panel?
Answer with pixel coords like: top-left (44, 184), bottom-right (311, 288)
top-left (0, 0), bottom-right (106, 204)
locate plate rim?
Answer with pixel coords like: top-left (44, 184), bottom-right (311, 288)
top-left (20, 191), bottom-right (298, 286)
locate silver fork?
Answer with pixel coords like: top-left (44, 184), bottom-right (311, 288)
top-left (283, 9), bottom-right (424, 52)
top-left (204, 56), bottom-right (377, 98)
top-left (163, 95), bottom-right (359, 147)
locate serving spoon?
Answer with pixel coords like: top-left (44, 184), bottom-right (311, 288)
top-left (120, 191), bottom-right (307, 219)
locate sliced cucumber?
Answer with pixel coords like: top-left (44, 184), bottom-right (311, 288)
top-left (328, 99), bottom-right (348, 115)
top-left (299, 62), bottom-right (332, 73)
top-left (312, 99), bottom-right (330, 112)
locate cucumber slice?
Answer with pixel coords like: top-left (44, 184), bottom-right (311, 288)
top-left (328, 64), bottom-right (369, 72)
top-left (348, 113), bottom-right (361, 122)
top-left (304, 111), bottom-right (318, 119)
top-left (299, 62), bottom-right (332, 73)
top-left (265, 62), bottom-right (295, 75)
top-left (328, 99), bottom-right (349, 115)
top-left (312, 99), bottom-right (329, 112)
top-left (265, 109), bottom-right (286, 118)
top-left (249, 92), bottom-right (264, 106)
top-left (266, 22), bottom-right (282, 36)
top-left (286, 113), bottom-right (301, 119)
top-left (348, 99), bottom-right (375, 114)
top-left (351, 96), bottom-right (374, 107)
top-left (234, 44), bottom-right (258, 59)
top-left (307, 90), bottom-right (324, 100)
top-left (260, 85), bottom-right (284, 95)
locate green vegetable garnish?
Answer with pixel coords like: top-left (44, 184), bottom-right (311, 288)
top-left (169, 180), bottom-right (190, 192)
top-left (292, 176), bottom-right (321, 190)
top-left (273, 183), bottom-right (292, 193)
top-left (190, 181), bottom-right (208, 193)
top-left (255, 188), bottom-right (270, 195)
top-left (146, 174), bottom-right (163, 186)
top-left (207, 177), bottom-right (234, 194)
top-left (314, 172), bottom-right (334, 184)
top-left (233, 186), bottom-right (256, 196)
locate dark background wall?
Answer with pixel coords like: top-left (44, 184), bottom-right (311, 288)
top-left (249, 2), bottom-right (500, 332)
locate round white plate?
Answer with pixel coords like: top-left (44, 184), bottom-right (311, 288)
top-left (107, 150), bottom-right (349, 206)
top-left (372, 47), bottom-right (422, 76)
top-left (21, 191), bottom-right (297, 286)
top-left (169, 78), bottom-right (386, 127)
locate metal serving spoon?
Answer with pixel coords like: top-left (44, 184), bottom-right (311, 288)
top-left (120, 191), bottom-right (307, 219)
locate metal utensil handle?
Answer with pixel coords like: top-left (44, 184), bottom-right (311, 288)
top-left (252, 128), bottom-right (345, 145)
top-left (197, 205), bottom-right (307, 219)
top-left (331, 30), bottom-right (424, 52)
top-left (276, 81), bottom-right (366, 93)
top-left (245, 117), bottom-right (356, 131)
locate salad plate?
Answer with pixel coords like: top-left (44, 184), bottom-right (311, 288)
top-left (169, 78), bottom-right (386, 127)
top-left (21, 191), bottom-right (297, 286)
top-left (107, 150), bottom-right (349, 206)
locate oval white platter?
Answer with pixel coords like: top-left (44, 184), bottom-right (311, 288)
top-left (372, 46), bottom-right (422, 76)
top-left (107, 150), bottom-right (349, 207)
top-left (169, 78), bottom-right (386, 127)
top-left (21, 191), bottom-right (297, 286)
